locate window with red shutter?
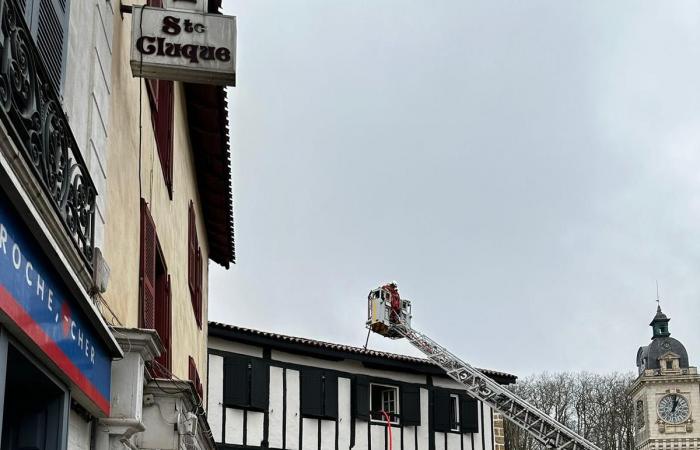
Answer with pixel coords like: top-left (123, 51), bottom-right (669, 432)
top-left (188, 202), bottom-right (196, 296)
top-left (151, 80), bottom-right (174, 197)
top-left (140, 199), bottom-right (172, 378)
top-left (195, 247), bottom-right (203, 327)
top-left (189, 201), bottom-right (203, 328)
top-left (143, 0), bottom-right (174, 198)
top-left (154, 274), bottom-right (172, 377)
top-left (189, 356), bottom-right (204, 400)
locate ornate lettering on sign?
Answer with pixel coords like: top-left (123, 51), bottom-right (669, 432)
top-left (135, 15), bottom-right (232, 64)
top-left (0, 0), bottom-right (96, 268)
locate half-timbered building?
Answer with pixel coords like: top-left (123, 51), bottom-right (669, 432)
top-left (207, 323), bottom-right (516, 450)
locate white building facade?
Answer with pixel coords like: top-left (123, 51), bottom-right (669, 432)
top-left (207, 323), bottom-right (516, 450)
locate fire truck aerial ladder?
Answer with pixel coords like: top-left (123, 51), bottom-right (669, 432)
top-left (366, 283), bottom-right (601, 450)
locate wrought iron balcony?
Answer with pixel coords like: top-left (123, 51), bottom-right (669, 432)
top-left (0, 0), bottom-right (96, 268)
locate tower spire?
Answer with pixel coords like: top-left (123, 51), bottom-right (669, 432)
top-left (650, 284), bottom-right (670, 339)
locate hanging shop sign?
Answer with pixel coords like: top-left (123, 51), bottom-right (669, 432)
top-left (0, 196), bottom-right (112, 415)
top-left (130, 6), bottom-right (236, 86)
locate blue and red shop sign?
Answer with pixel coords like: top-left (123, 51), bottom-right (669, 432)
top-left (0, 197), bottom-right (111, 414)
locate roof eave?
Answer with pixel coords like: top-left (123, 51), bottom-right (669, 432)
top-left (208, 322), bottom-right (517, 385)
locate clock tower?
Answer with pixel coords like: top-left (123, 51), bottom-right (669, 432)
top-left (629, 305), bottom-right (700, 449)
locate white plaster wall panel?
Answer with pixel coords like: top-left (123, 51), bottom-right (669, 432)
top-left (225, 408), bottom-right (244, 445)
top-left (354, 420), bottom-right (369, 450)
top-left (462, 433), bottom-right (474, 450)
top-left (482, 404), bottom-right (493, 450)
top-left (286, 369), bottom-right (301, 449)
top-left (472, 403), bottom-right (483, 450)
top-left (371, 424), bottom-right (386, 450)
top-left (95, 0), bottom-right (114, 54)
top-left (67, 411), bottom-right (91, 450)
top-left (63, 0), bottom-right (93, 150)
top-left (207, 354), bottom-right (224, 442)
top-left (248, 411), bottom-right (265, 447)
top-left (303, 418), bottom-right (318, 450)
top-left (210, 337), bottom-right (264, 357)
top-left (447, 433), bottom-right (461, 450)
top-left (390, 423), bottom-right (402, 450)
top-left (435, 433), bottom-right (445, 450)
top-left (269, 366), bottom-right (285, 448)
top-left (272, 350), bottom-right (426, 385)
top-left (94, 7), bottom-right (113, 91)
top-left (417, 389), bottom-right (430, 450)
top-left (431, 377), bottom-right (473, 390)
top-left (403, 426), bottom-right (416, 450)
top-left (321, 419), bottom-right (336, 450)
top-left (338, 377), bottom-right (352, 450)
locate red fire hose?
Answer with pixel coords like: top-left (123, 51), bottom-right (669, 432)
top-left (380, 410), bottom-right (393, 450)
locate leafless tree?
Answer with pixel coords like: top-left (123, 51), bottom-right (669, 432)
top-left (503, 372), bottom-right (635, 450)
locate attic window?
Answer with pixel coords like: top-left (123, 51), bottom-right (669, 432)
top-left (666, 360), bottom-right (673, 370)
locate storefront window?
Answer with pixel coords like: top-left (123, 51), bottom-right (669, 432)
top-left (0, 338), bottom-right (68, 450)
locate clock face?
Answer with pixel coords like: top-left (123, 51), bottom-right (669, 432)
top-left (658, 394), bottom-right (690, 424)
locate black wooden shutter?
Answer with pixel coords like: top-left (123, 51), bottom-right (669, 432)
top-left (323, 372), bottom-right (338, 419)
top-left (460, 396), bottom-right (479, 433)
top-left (354, 376), bottom-right (370, 420)
top-left (433, 389), bottom-right (451, 432)
top-left (250, 359), bottom-right (269, 411)
top-left (301, 368), bottom-right (323, 417)
top-left (36, 0), bottom-right (69, 92)
top-left (224, 357), bottom-right (250, 407)
top-left (401, 384), bottom-right (421, 426)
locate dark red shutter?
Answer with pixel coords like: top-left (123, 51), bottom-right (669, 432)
top-left (156, 81), bottom-right (174, 195)
top-left (147, 0), bottom-right (163, 7)
top-left (194, 247), bottom-right (203, 327)
top-left (189, 356), bottom-right (203, 400)
top-left (188, 202), bottom-right (196, 295)
top-left (147, 76), bottom-right (174, 196)
top-left (154, 274), bottom-right (172, 377)
top-left (140, 199), bottom-right (156, 330)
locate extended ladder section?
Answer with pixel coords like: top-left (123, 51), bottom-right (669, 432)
top-left (366, 285), bottom-right (601, 450)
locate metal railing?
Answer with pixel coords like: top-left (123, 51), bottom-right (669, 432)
top-left (0, 0), bottom-right (97, 268)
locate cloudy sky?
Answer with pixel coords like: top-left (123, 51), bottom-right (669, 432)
top-left (211, 1), bottom-right (700, 378)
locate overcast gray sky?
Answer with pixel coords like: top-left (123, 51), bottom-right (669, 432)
top-left (211, 1), bottom-right (700, 378)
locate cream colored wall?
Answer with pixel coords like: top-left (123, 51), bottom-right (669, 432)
top-left (102, 2), bottom-right (211, 391)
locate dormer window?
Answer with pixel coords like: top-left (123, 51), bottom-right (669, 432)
top-left (659, 352), bottom-right (680, 373)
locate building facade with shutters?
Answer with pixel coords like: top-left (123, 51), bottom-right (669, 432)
top-left (0, 0), bottom-right (235, 449)
top-left (207, 323), bottom-right (516, 450)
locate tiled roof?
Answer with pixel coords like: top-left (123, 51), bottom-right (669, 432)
top-left (209, 322), bottom-right (517, 383)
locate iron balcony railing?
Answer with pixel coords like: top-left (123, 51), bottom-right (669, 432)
top-left (0, 0), bottom-right (96, 269)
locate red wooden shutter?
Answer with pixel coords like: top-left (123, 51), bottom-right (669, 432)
top-left (195, 247), bottom-right (203, 327)
top-left (140, 200), bottom-right (156, 329)
top-left (156, 80), bottom-right (174, 195)
top-left (154, 275), bottom-right (172, 377)
top-left (188, 202), bottom-right (196, 295)
top-left (147, 0), bottom-right (163, 6)
top-left (189, 356), bottom-right (204, 400)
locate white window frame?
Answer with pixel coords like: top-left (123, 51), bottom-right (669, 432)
top-left (450, 394), bottom-right (460, 432)
top-left (370, 383), bottom-right (400, 425)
